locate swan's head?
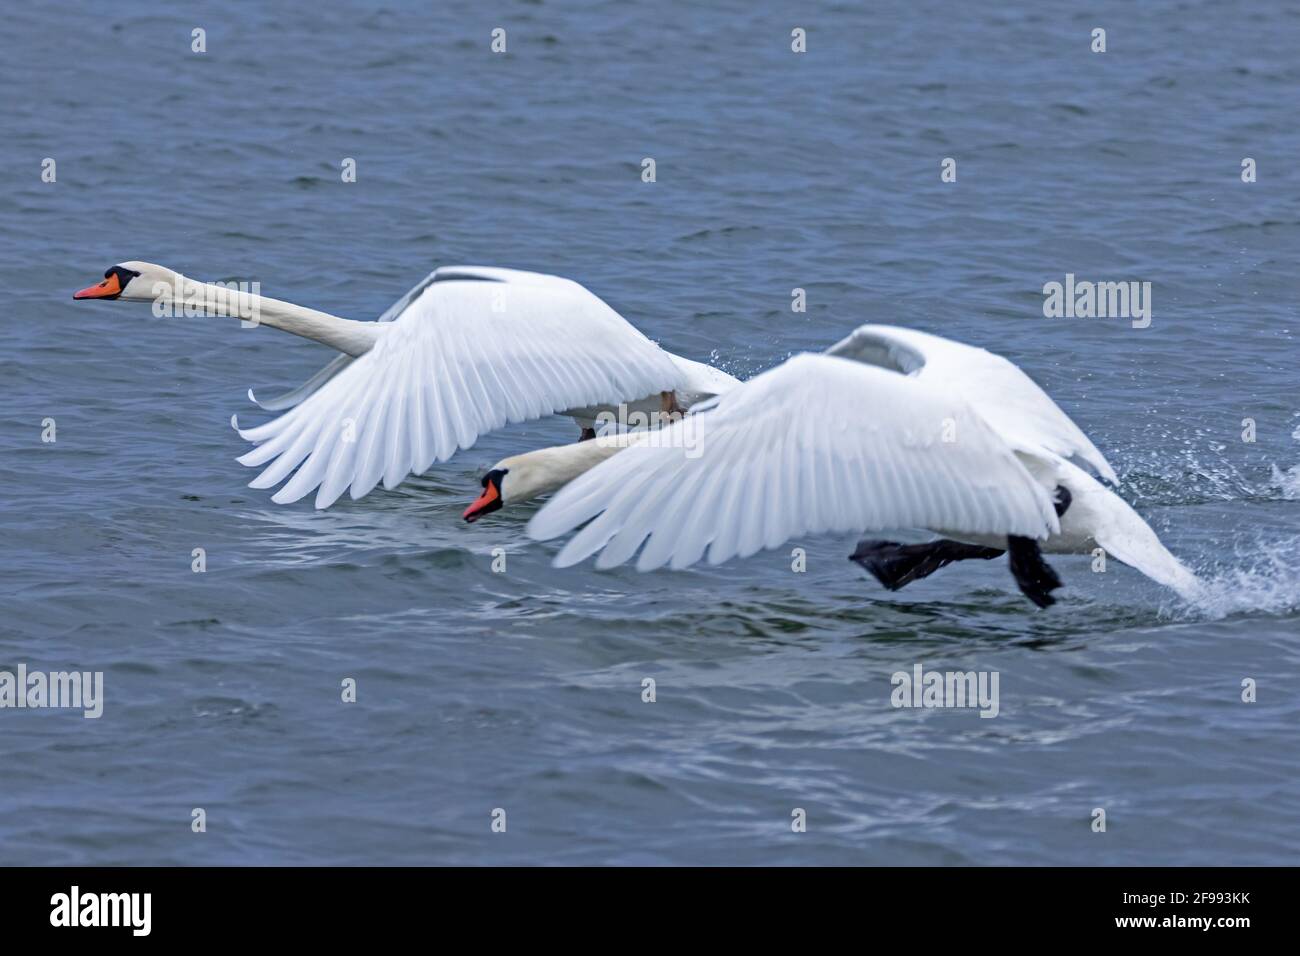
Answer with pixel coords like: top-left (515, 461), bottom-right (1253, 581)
top-left (73, 261), bottom-right (180, 302)
top-left (463, 467), bottom-right (509, 523)
top-left (463, 443), bottom-right (606, 522)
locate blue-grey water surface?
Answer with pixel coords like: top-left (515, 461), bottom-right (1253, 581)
top-left (2, 0), bottom-right (1299, 865)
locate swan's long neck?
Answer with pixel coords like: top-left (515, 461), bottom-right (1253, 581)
top-left (154, 275), bottom-right (381, 356)
top-left (501, 433), bottom-right (639, 504)
top-left (245, 293), bottom-right (380, 356)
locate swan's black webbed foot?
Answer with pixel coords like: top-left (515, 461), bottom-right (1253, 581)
top-left (1006, 535), bottom-right (1063, 608)
top-left (578, 427), bottom-right (597, 442)
top-left (850, 539), bottom-right (1005, 591)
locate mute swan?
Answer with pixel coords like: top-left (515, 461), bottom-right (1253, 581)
top-left (468, 325), bottom-right (1198, 607)
top-left (73, 261), bottom-right (739, 508)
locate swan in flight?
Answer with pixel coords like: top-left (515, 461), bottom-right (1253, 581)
top-left (466, 325), bottom-right (1198, 607)
top-left (73, 261), bottom-right (739, 507)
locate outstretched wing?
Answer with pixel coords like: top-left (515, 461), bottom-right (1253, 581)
top-left (235, 268), bottom-right (684, 507)
top-left (826, 325), bottom-right (1118, 483)
top-left (527, 353), bottom-right (1059, 571)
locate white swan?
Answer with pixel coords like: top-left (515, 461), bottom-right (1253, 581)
top-left (73, 261), bottom-right (739, 508)
top-left (467, 325), bottom-right (1198, 606)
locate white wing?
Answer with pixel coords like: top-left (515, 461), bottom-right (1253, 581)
top-left (527, 353), bottom-right (1059, 571)
top-left (235, 267), bottom-right (685, 508)
top-left (826, 325), bottom-right (1118, 483)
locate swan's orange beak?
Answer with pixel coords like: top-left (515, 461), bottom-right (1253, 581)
top-left (463, 480), bottom-right (501, 523)
top-left (73, 272), bottom-right (123, 300)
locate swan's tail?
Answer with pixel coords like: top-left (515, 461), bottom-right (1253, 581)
top-left (1092, 498), bottom-right (1202, 601)
top-left (1045, 457), bottom-right (1201, 601)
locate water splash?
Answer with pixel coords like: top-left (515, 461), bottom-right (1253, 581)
top-left (1174, 535), bottom-right (1300, 621)
top-left (1269, 464), bottom-right (1300, 500)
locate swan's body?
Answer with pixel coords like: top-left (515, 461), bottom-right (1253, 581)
top-left (74, 261), bottom-right (739, 508)
top-left (467, 325), bottom-right (1198, 606)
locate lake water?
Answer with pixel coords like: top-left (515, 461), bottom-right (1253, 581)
top-left (2, 0), bottom-right (1298, 865)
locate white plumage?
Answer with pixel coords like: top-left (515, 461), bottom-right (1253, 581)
top-left (824, 325), bottom-right (1117, 484)
top-left (529, 352), bottom-right (1060, 570)
top-left (235, 267), bottom-right (689, 508)
top-left (524, 324), bottom-right (1199, 601)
